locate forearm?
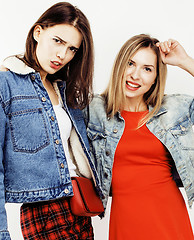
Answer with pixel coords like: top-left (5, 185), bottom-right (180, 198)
top-left (179, 56), bottom-right (194, 77)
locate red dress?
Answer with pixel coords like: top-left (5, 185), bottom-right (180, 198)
top-left (109, 111), bottom-right (194, 240)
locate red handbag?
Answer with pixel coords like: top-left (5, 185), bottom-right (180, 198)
top-left (70, 177), bottom-right (104, 217)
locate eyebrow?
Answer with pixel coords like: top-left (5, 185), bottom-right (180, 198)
top-left (144, 64), bottom-right (155, 69)
top-left (129, 59), bottom-right (155, 69)
top-left (55, 36), bottom-right (79, 51)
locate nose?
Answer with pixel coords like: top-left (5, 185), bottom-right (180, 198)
top-left (57, 46), bottom-right (67, 60)
top-left (131, 67), bottom-right (140, 80)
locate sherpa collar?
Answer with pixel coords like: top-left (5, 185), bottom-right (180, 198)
top-left (3, 56), bottom-right (35, 75)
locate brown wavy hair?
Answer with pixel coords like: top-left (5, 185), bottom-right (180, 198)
top-left (20, 2), bottom-right (94, 109)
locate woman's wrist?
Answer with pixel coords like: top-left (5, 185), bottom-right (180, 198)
top-left (179, 56), bottom-right (194, 77)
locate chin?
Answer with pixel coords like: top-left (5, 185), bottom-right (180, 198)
top-left (46, 69), bottom-right (58, 75)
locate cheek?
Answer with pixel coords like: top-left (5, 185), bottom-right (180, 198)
top-left (36, 43), bottom-right (51, 65)
top-left (149, 77), bottom-right (156, 86)
top-left (66, 53), bottom-right (75, 63)
top-left (124, 68), bottom-right (132, 76)
top-left (144, 74), bottom-right (156, 87)
top-left (38, 40), bottom-right (53, 54)
top-left (35, 45), bottom-right (41, 61)
top-left (36, 41), bottom-right (47, 56)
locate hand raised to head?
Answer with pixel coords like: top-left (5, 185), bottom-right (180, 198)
top-left (156, 39), bottom-right (188, 67)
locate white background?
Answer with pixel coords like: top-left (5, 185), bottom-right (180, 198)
top-left (0, 0), bottom-right (194, 239)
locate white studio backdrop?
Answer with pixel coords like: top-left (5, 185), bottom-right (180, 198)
top-left (0, 0), bottom-right (194, 239)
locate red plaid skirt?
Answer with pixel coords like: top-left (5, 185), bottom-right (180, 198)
top-left (20, 197), bottom-right (94, 240)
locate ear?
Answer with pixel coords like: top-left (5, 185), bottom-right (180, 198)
top-left (33, 25), bottom-right (43, 42)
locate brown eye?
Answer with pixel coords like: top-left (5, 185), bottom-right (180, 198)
top-left (145, 67), bottom-right (152, 72)
top-left (128, 61), bottom-right (133, 67)
top-left (69, 46), bottom-right (78, 53)
top-left (53, 37), bottom-right (62, 44)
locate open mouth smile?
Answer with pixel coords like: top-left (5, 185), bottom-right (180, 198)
top-left (126, 81), bottom-right (141, 90)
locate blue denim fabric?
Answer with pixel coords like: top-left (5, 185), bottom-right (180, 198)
top-left (85, 94), bottom-right (194, 211)
top-left (0, 63), bottom-right (103, 239)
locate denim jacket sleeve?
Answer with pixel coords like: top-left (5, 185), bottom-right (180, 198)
top-left (190, 98), bottom-right (194, 124)
top-left (0, 99), bottom-right (11, 240)
top-left (82, 106), bottom-right (89, 127)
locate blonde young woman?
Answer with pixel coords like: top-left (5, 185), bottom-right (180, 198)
top-left (85, 34), bottom-right (194, 239)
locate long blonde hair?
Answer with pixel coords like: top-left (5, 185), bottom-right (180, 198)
top-left (102, 34), bottom-right (167, 126)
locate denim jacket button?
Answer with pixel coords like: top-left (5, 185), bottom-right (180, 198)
top-left (105, 150), bottom-right (110, 156)
top-left (180, 125), bottom-right (186, 131)
top-left (55, 139), bottom-right (59, 144)
top-left (64, 188), bottom-right (69, 194)
top-left (60, 163), bottom-right (64, 168)
top-left (30, 75), bottom-right (35, 81)
top-left (104, 172), bottom-right (108, 178)
top-left (113, 129), bottom-right (118, 133)
top-left (42, 97), bottom-right (46, 102)
top-left (51, 116), bottom-right (55, 121)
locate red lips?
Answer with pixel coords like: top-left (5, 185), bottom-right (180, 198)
top-left (126, 81), bottom-right (141, 91)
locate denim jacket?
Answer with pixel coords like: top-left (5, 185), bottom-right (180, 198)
top-left (0, 57), bottom-right (103, 240)
top-left (85, 94), bottom-right (194, 211)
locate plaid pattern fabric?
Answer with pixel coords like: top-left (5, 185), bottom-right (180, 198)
top-left (20, 198), bottom-right (94, 240)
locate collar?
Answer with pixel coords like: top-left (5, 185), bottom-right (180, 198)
top-left (3, 55), bottom-right (65, 92)
top-left (148, 105), bottom-right (167, 117)
top-left (116, 105), bottom-right (167, 121)
top-left (3, 56), bottom-right (35, 75)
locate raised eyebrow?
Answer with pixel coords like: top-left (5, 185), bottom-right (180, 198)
top-left (55, 36), bottom-right (79, 50)
top-left (128, 59), bottom-right (135, 63)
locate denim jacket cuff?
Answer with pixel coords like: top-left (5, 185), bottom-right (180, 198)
top-left (0, 231), bottom-right (11, 240)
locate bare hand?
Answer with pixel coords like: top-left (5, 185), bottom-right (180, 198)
top-left (156, 39), bottom-right (188, 67)
top-left (156, 39), bottom-right (194, 77)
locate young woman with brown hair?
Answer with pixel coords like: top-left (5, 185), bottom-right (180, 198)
top-left (0, 2), bottom-right (103, 239)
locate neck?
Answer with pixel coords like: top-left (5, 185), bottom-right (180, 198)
top-left (122, 98), bottom-right (148, 112)
top-left (39, 70), bottom-right (47, 83)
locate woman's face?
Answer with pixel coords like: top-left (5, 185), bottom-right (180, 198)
top-left (123, 47), bottom-right (157, 105)
top-left (33, 24), bottom-right (83, 79)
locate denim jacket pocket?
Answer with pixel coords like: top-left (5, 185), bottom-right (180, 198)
top-left (87, 127), bottom-right (106, 141)
top-left (170, 118), bottom-right (194, 150)
top-left (8, 108), bottom-right (50, 153)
